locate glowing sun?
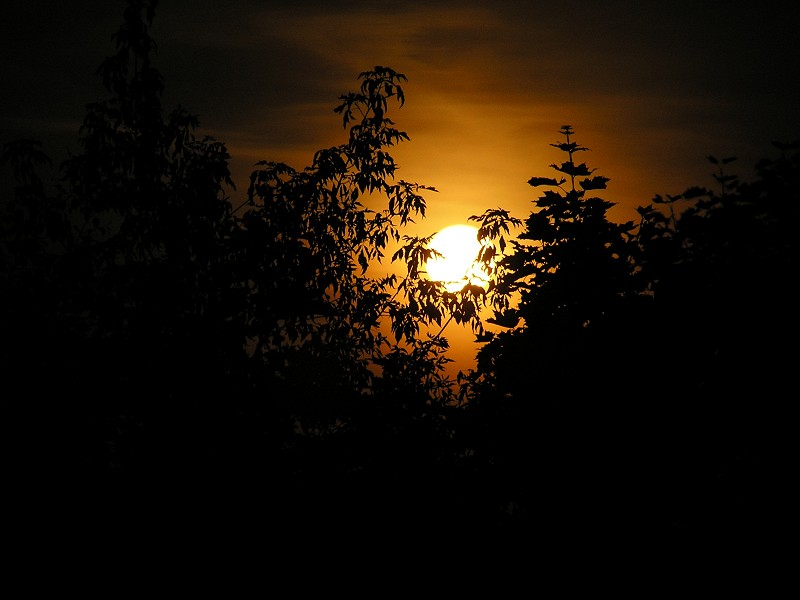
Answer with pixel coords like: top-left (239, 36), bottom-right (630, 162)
top-left (425, 224), bottom-right (488, 292)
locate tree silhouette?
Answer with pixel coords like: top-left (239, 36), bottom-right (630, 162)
top-left (0, 0), bottom-right (493, 536)
top-left (470, 126), bottom-right (642, 395)
top-left (463, 126), bottom-right (798, 540)
top-left (464, 126), bottom-right (650, 535)
top-left (1, 0), bottom-right (246, 483)
top-left (628, 143), bottom-right (798, 539)
top-left (234, 65), bottom-right (480, 523)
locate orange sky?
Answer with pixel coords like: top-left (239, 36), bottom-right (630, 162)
top-left (3, 0), bottom-right (799, 377)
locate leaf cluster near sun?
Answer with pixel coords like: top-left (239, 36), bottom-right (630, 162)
top-left (424, 224), bottom-right (489, 293)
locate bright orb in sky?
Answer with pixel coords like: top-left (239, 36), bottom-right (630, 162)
top-left (425, 224), bottom-right (488, 293)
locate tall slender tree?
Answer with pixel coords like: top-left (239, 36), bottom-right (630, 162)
top-left (1, 0), bottom-right (245, 481)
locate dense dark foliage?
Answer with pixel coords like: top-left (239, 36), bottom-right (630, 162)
top-left (0, 1), bottom-right (485, 537)
top-left (466, 126), bottom-right (798, 540)
top-left (1, 1), bottom-right (795, 544)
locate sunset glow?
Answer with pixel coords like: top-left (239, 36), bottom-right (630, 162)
top-left (425, 224), bottom-right (488, 293)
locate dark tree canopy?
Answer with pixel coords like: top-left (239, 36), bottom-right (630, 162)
top-left (464, 126), bottom-right (798, 540)
top-left (0, 0), bottom-right (490, 539)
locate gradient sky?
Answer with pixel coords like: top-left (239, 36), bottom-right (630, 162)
top-left (3, 0), bottom-right (799, 375)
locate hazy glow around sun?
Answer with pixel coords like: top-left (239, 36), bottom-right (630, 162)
top-left (425, 224), bottom-right (488, 292)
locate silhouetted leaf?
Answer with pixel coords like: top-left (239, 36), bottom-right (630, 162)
top-left (528, 176), bottom-right (560, 187)
top-left (579, 176), bottom-right (609, 190)
top-left (550, 142), bottom-right (588, 153)
top-left (682, 186), bottom-right (709, 199)
top-left (486, 310), bottom-right (519, 328)
top-left (771, 140), bottom-right (800, 151)
top-left (550, 161), bottom-right (594, 176)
